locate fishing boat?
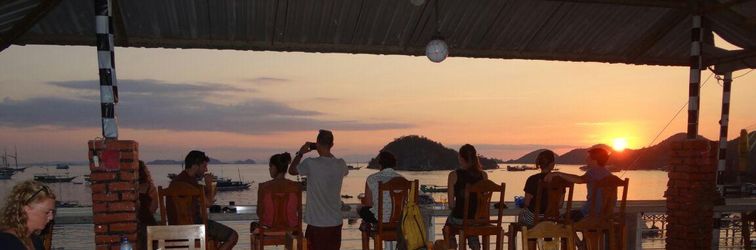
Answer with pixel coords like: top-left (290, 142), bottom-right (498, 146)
top-left (0, 169), bottom-right (14, 180)
top-left (34, 174), bottom-right (76, 183)
top-left (215, 177), bottom-right (252, 191)
top-left (420, 184), bottom-right (448, 193)
top-left (347, 165), bottom-right (362, 170)
top-left (1, 148), bottom-right (26, 173)
top-left (56, 163), bottom-right (70, 170)
top-left (506, 165), bottom-right (527, 171)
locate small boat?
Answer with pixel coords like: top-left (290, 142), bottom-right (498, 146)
top-left (56, 201), bottom-right (81, 208)
top-left (506, 165), bottom-right (526, 171)
top-left (56, 164), bottom-right (70, 170)
top-left (420, 184), bottom-right (448, 193)
top-left (347, 165), bottom-right (361, 170)
top-left (215, 177), bottom-right (252, 191)
top-left (341, 194), bottom-right (353, 199)
top-left (34, 174), bottom-right (76, 183)
top-left (0, 169), bottom-right (14, 180)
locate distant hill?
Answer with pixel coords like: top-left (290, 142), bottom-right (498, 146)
top-left (147, 159), bottom-right (182, 165)
top-left (367, 135), bottom-right (498, 171)
top-left (504, 149), bottom-right (555, 164)
top-left (505, 132), bottom-right (756, 172)
top-left (233, 159), bottom-right (257, 164)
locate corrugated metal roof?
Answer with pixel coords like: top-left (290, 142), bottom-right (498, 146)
top-left (3, 0), bottom-right (756, 68)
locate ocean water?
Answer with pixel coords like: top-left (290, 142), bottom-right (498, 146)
top-left (0, 163), bottom-right (667, 207)
top-left (0, 163), bottom-right (669, 249)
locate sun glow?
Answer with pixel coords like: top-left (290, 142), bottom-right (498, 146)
top-left (612, 138), bottom-right (628, 152)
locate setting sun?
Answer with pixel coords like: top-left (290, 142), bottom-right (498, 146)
top-left (613, 138), bottom-right (628, 151)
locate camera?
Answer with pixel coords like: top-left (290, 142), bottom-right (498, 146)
top-left (308, 142), bottom-right (318, 150)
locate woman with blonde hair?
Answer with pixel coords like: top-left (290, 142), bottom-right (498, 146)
top-left (0, 180), bottom-right (56, 250)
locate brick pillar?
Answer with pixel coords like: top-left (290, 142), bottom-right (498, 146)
top-left (88, 140), bottom-right (139, 250)
top-left (665, 139), bottom-right (719, 249)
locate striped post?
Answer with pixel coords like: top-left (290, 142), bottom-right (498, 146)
top-left (716, 72), bottom-right (733, 191)
top-left (687, 15), bottom-right (703, 139)
top-left (95, 0), bottom-right (119, 139)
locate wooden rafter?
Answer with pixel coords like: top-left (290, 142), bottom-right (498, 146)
top-left (0, 0), bottom-right (61, 52)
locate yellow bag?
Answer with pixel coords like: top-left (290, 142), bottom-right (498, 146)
top-left (397, 186), bottom-right (428, 250)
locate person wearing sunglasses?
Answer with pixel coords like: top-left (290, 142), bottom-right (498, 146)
top-left (0, 180), bottom-right (56, 250)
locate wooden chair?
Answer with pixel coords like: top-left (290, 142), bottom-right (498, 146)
top-left (361, 177), bottom-right (419, 250)
top-left (158, 182), bottom-right (218, 250)
top-left (147, 224), bottom-right (206, 250)
top-left (508, 177), bottom-right (574, 250)
top-left (444, 180), bottom-right (506, 250)
top-left (741, 210), bottom-right (756, 250)
top-left (573, 176), bottom-right (628, 250)
top-left (521, 221), bottom-right (576, 250)
top-left (250, 179), bottom-right (305, 250)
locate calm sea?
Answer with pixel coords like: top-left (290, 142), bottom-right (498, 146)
top-left (0, 163), bottom-right (668, 249)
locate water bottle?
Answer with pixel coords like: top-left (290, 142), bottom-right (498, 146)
top-left (120, 235), bottom-right (133, 250)
top-left (514, 196), bottom-right (524, 208)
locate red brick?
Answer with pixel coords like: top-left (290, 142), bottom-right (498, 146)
top-left (109, 182), bottom-right (136, 192)
top-left (91, 183), bottom-right (107, 194)
top-left (109, 201), bottom-right (136, 212)
top-left (96, 244), bottom-right (110, 250)
top-left (120, 151), bottom-right (138, 161)
top-left (95, 235), bottom-right (121, 244)
top-left (93, 203), bottom-right (108, 213)
top-left (92, 193), bottom-right (119, 202)
top-left (94, 224), bottom-right (108, 234)
top-left (120, 160), bottom-right (138, 171)
top-left (93, 212), bottom-right (136, 224)
top-left (108, 140), bottom-right (138, 150)
top-left (119, 170), bottom-right (137, 181)
top-left (110, 222), bottom-right (137, 233)
top-left (121, 192), bottom-right (137, 201)
top-left (90, 172), bottom-right (117, 182)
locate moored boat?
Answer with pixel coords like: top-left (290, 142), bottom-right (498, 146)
top-left (34, 174), bottom-right (76, 183)
top-left (420, 184), bottom-right (448, 193)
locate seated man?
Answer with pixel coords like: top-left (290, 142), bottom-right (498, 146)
top-left (359, 151), bottom-right (403, 231)
top-left (522, 150), bottom-right (557, 225)
top-left (169, 150), bottom-right (238, 250)
top-left (545, 147), bottom-right (616, 221)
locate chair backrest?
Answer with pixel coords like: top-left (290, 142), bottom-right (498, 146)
top-left (147, 224), bottom-right (206, 250)
top-left (534, 176), bottom-right (575, 223)
top-left (461, 179), bottom-right (506, 228)
top-left (256, 179), bottom-right (303, 232)
top-left (158, 181), bottom-right (207, 225)
top-left (521, 221), bottom-right (576, 250)
top-left (586, 175), bottom-right (629, 219)
top-left (376, 177), bottom-right (417, 231)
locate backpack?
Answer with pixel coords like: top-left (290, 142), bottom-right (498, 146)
top-left (397, 186), bottom-right (428, 250)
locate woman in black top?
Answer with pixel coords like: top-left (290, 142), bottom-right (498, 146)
top-left (0, 180), bottom-right (56, 250)
top-left (444, 144), bottom-right (488, 250)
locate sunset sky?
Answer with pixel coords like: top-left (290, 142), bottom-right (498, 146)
top-left (1, 42), bottom-right (754, 163)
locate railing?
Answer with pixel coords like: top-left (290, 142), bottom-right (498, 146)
top-left (54, 198), bottom-right (756, 249)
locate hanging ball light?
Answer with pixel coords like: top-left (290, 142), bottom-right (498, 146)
top-left (425, 38), bottom-right (448, 63)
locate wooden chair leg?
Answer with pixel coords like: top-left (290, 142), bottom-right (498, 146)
top-left (743, 215), bottom-right (752, 250)
top-left (375, 235), bottom-right (382, 250)
top-left (496, 230), bottom-right (504, 250)
top-left (483, 235), bottom-right (490, 250)
top-left (459, 231), bottom-right (467, 250)
top-left (507, 224), bottom-right (517, 250)
top-left (361, 231), bottom-right (369, 250)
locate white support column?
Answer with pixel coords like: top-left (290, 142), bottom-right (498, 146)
top-left (687, 15), bottom-right (703, 140)
top-left (95, 0), bottom-right (118, 139)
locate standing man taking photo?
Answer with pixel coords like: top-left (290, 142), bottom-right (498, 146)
top-left (289, 129), bottom-right (349, 250)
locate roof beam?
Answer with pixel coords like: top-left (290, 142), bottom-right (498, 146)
top-left (708, 49), bottom-right (756, 73)
top-left (701, 0), bottom-right (755, 14)
top-left (0, 0), bottom-right (61, 52)
top-left (624, 10), bottom-right (689, 61)
top-left (112, 0), bottom-right (129, 47)
top-left (541, 0), bottom-right (689, 9)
